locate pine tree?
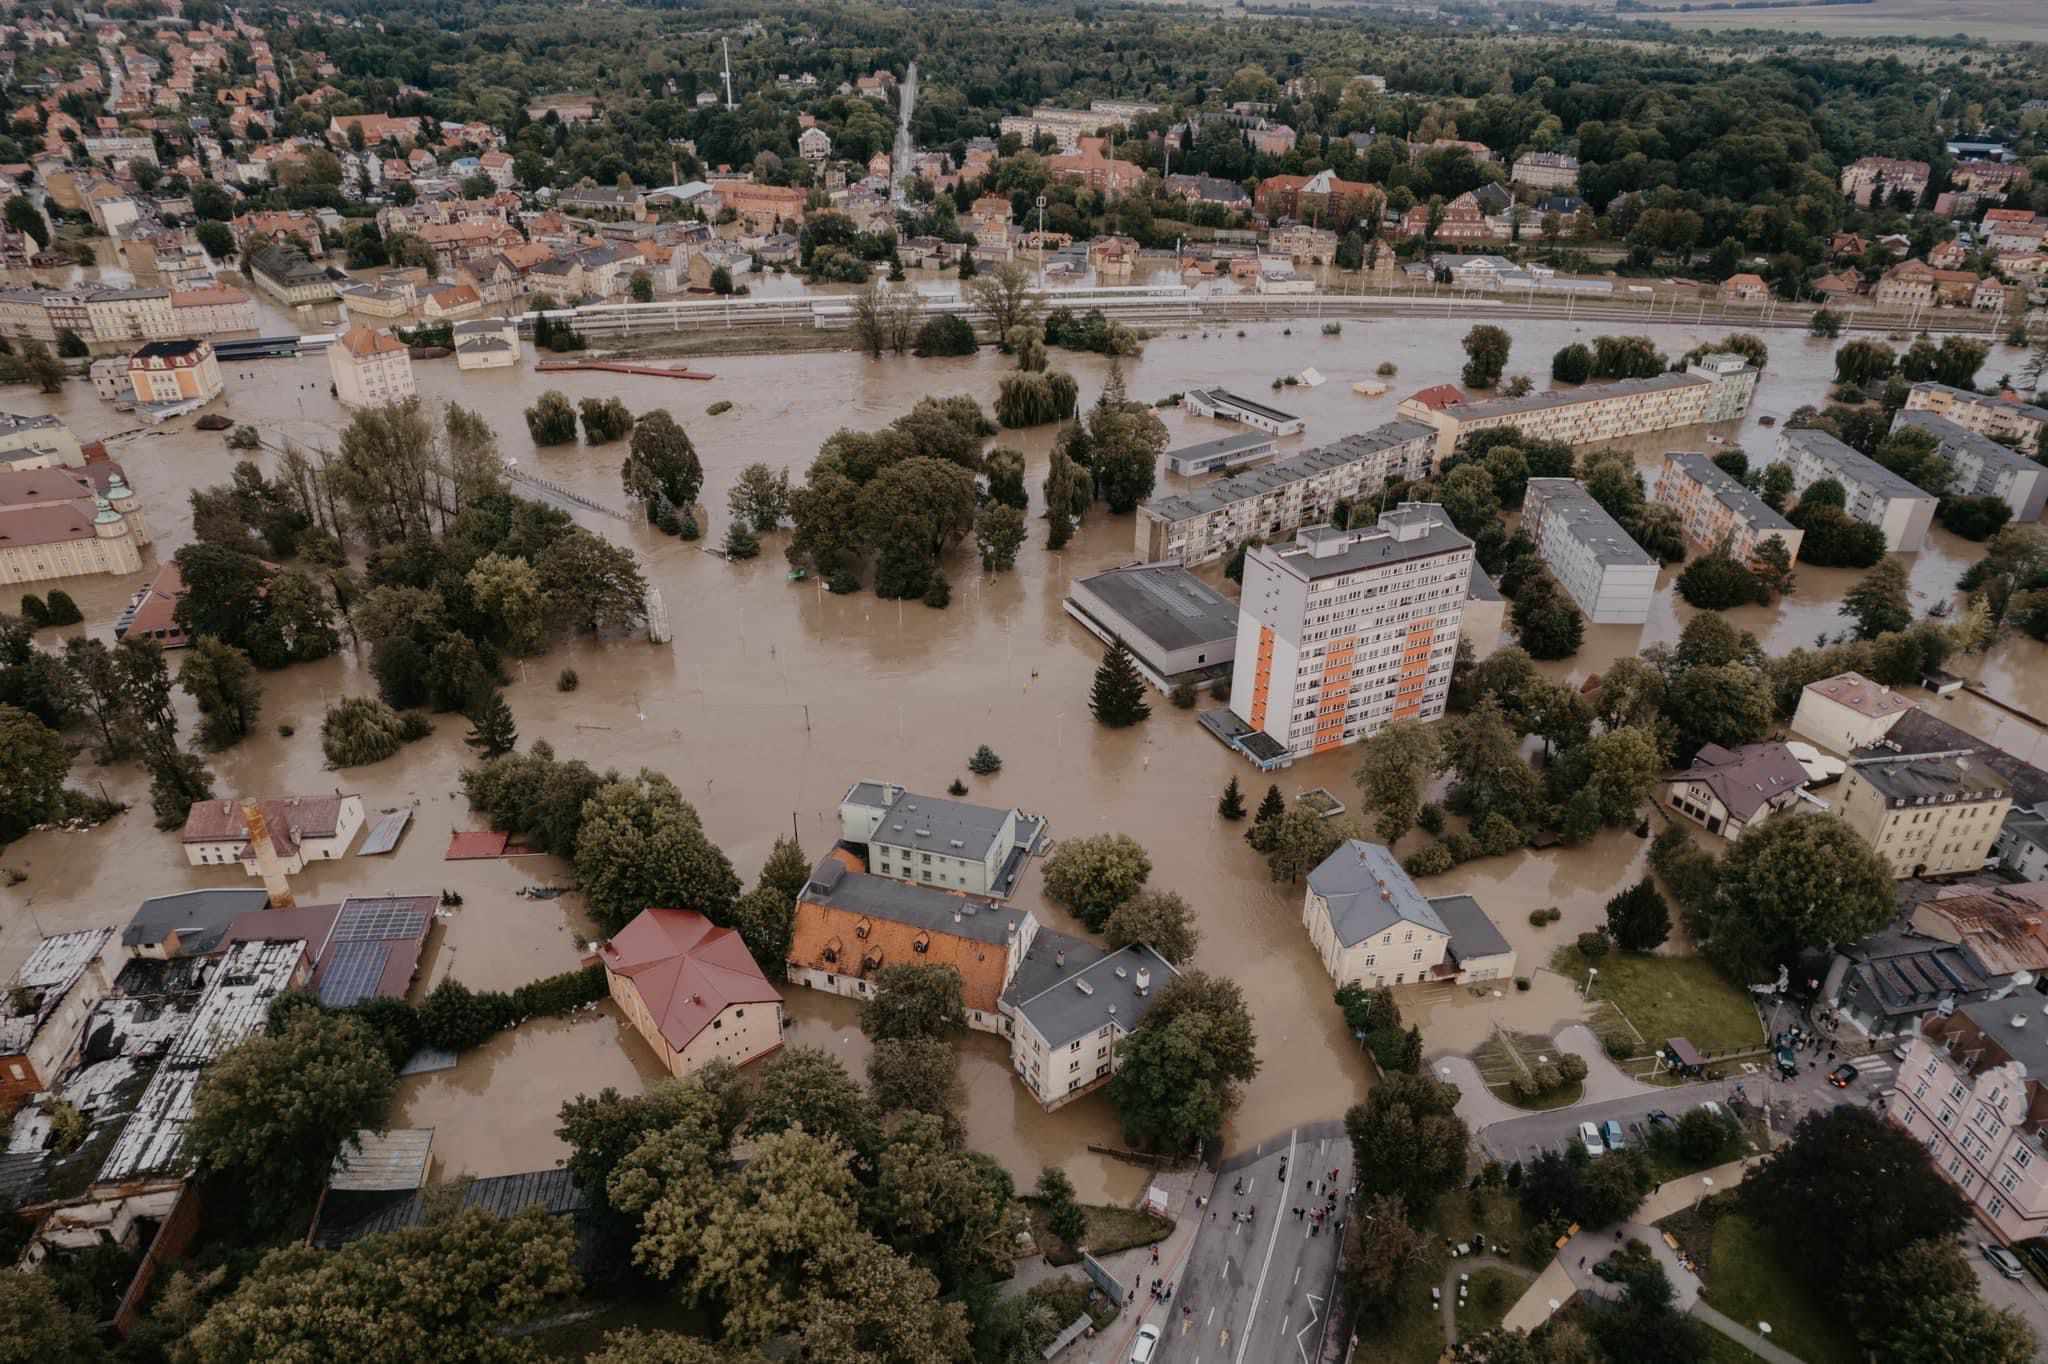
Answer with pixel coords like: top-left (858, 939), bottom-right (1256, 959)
top-left (1255, 784), bottom-right (1285, 824)
top-left (1218, 775), bottom-right (1246, 821)
top-left (968, 745), bottom-right (1002, 775)
top-left (463, 690), bottom-right (518, 758)
top-left (1089, 638), bottom-right (1150, 728)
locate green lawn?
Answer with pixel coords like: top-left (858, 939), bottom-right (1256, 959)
top-left (1449, 1268), bottom-right (1525, 1341)
top-left (1351, 1188), bottom-right (1546, 1363)
top-left (1552, 946), bottom-right (1763, 1057)
top-left (1700, 1214), bottom-right (1860, 1364)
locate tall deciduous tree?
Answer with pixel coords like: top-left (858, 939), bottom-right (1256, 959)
top-left (573, 772), bottom-right (740, 933)
top-left (1352, 720), bottom-right (1442, 843)
top-left (1842, 558), bottom-right (1912, 639)
top-left (187, 1207), bottom-right (577, 1362)
top-left (1345, 1072), bottom-right (1470, 1212)
top-left (1710, 812), bottom-right (1896, 982)
top-left (860, 963), bottom-right (969, 1041)
top-left (0, 704), bottom-right (70, 845)
top-left (1109, 971), bottom-right (1259, 1148)
top-left (622, 410), bottom-right (704, 512)
top-left (1102, 889), bottom-right (1201, 964)
top-left (178, 638), bottom-right (263, 749)
top-left (1460, 324), bottom-right (1511, 389)
top-left (1041, 833), bottom-right (1152, 930)
top-left (187, 1010), bottom-right (396, 1229)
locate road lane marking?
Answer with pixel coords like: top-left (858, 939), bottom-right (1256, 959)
top-left (1297, 1292), bottom-right (1322, 1364)
top-left (1233, 1128), bottom-right (1297, 1364)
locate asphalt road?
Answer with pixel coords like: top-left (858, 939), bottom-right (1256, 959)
top-left (1477, 1041), bottom-right (1898, 1164)
top-left (1155, 1123), bottom-right (1347, 1364)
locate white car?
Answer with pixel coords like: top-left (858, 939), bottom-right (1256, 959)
top-left (1579, 1121), bottom-right (1604, 1158)
top-left (1983, 1243), bottom-right (2024, 1281)
top-left (1130, 1323), bottom-right (1163, 1363)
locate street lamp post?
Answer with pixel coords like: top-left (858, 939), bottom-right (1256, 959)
top-left (1584, 966), bottom-right (1599, 999)
top-left (1035, 195), bottom-right (1047, 289)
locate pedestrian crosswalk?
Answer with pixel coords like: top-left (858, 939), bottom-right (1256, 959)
top-left (1848, 1054), bottom-right (1892, 1073)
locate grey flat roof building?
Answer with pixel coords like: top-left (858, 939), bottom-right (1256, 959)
top-left (842, 783), bottom-right (1011, 865)
top-left (1777, 427), bottom-right (1928, 502)
top-left (1265, 506), bottom-right (1471, 582)
top-left (1144, 422), bottom-right (1437, 524)
top-left (1911, 380), bottom-right (2048, 426)
top-left (1661, 452), bottom-right (1796, 534)
top-left (1522, 480), bottom-right (1656, 568)
top-left (1452, 370), bottom-right (1701, 423)
top-left (1847, 749), bottom-right (2008, 804)
top-left (1891, 409), bottom-right (2048, 521)
top-left (1065, 562), bottom-right (1237, 687)
top-left (1164, 431), bottom-right (1277, 477)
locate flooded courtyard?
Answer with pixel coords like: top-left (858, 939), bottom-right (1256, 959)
top-left (3, 309), bottom-right (2043, 1200)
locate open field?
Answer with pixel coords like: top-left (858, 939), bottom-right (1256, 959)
top-left (1551, 946), bottom-right (1764, 1060)
top-left (1701, 1214), bottom-right (1861, 1364)
top-left (1621, 0), bottom-right (2043, 39)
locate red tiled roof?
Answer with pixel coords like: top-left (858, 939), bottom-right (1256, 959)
top-left (602, 908), bottom-right (782, 1053)
top-left (337, 324), bottom-right (404, 358)
top-left (1404, 384), bottom-right (1466, 412)
top-left (180, 795), bottom-right (351, 853)
top-left (0, 499), bottom-right (97, 548)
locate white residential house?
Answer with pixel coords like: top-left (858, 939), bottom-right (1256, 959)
top-left (327, 324), bottom-right (415, 407)
top-left (179, 794), bottom-right (365, 873)
top-left (1790, 671), bottom-right (1913, 755)
top-left (1301, 840), bottom-right (1515, 989)
top-left (838, 780), bottom-right (1046, 899)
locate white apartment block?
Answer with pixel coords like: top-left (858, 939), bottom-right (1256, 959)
top-left (0, 285), bottom-right (255, 347)
top-left (1137, 420), bottom-right (1438, 565)
top-left (1653, 451), bottom-right (1804, 563)
top-left (1891, 410), bottom-right (2048, 522)
top-left (838, 781), bottom-right (1045, 900)
top-left (1230, 505), bottom-right (1472, 761)
top-left (1791, 671), bottom-right (1913, 755)
top-left (997, 99), bottom-right (1159, 151)
top-left (1520, 478), bottom-right (1658, 625)
top-left (1891, 1001), bottom-right (2048, 1245)
top-left (1776, 427), bottom-right (1937, 552)
top-left (1509, 152), bottom-right (1579, 190)
top-left (1903, 382), bottom-right (2046, 457)
top-left (327, 325), bottom-right (415, 407)
top-left (1398, 356), bottom-right (1757, 463)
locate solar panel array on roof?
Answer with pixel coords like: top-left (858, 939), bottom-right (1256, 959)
top-left (332, 898), bottom-right (429, 943)
top-left (319, 941), bottom-right (393, 1007)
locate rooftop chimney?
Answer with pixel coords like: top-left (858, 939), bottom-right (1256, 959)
top-left (1136, 967), bottom-right (1151, 996)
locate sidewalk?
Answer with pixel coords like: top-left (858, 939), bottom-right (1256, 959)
top-left (1693, 1301), bottom-right (1807, 1364)
top-left (1007, 1162), bottom-right (1219, 1363)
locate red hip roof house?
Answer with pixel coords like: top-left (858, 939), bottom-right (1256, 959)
top-left (600, 909), bottom-right (784, 1078)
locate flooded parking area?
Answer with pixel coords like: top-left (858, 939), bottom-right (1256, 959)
top-left (3, 310), bottom-right (2041, 1192)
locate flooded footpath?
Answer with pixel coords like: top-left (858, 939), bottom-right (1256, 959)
top-left (2, 312), bottom-right (2041, 1199)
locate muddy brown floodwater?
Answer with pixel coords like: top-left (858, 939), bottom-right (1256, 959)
top-left (3, 314), bottom-right (2043, 1201)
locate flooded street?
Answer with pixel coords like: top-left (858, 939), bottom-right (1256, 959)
top-left (2, 310), bottom-right (2041, 1196)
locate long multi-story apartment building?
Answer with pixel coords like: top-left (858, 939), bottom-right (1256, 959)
top-left (1890, 1000), bottom-right (2048, 1245)
top-left (1891, 409), bottom-right (2048, 522)
top-left (1136, 420), bottom-right (1438, 565)
top-left (1903, 382), bottom-right (2047, 456)
top-left (1652, 451), bottom-right (1804, 563)
top-left (1520, 478), bottom-right (1658, 625)
top-left (0, 284), bottom-right (259, 347)
top-left (997, 99), bottom-right (1159, 151)
top-left (1230, 504), bottom-right (1472, 762)
top-left (1397, 354), bottom-right (1758, 463)
top-left (1776, 428), bottom-right (1937, 552)
top-left (1837, 747), bottom-right (2011, 879)
top-left (1840, 155), bottom-right (1932, 207)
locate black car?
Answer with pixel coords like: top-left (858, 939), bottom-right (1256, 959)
top-left (1827, 1063), bottom-right (1857, 1088)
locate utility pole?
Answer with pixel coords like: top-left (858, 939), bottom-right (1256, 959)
top-left (721, 38), bottom-right (736, 111)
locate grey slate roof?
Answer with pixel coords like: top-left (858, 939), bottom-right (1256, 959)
top-left (1847, 749), bottom-right (2008, 803)
top-left (1891, 409), bottom-right (2038, 489)
top-left (1070, 563), bottom-right (1237, 654)
top-left (1888, 708), bottom-right (2048, 808)
top-left (311, 1168), bottom-right (584, 1249)
top-left (802, 857), bottom-right (1013, 945)
top-left (1673, 742), bottom-right (1810, 823)
top-left (845, 784), bottom-right (1014, 863)
top-left (121, 887), bottom-right (270, 954)
top-left (1663, 452), bottom-right (1796, 534)
top-left (1525, 478), bottom-right (1657, 567)
top-left (1003, 928), bottom-right (1175, 1048)
top-left (1308, 841), bottom-right (1448, 947)
top-left (1781, 427), bottom-right (1931, 502)
top-left (1261, 506), bottom-right (1471, 583)
top-left (1429, 894), bottom-right (1512, 961)
top-left (1912, 380), bottom-right (2048, 425)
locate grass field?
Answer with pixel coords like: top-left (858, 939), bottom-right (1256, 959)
top-left (1022, 1198), bottom-right (1173, 1267)
top-left (1552, 946), bottom-right (1763, 1058)
top-left (1471, 1029), bottom-right (1587, 1110)
top-left (1701, 1215), bottom-right (1861, 1364)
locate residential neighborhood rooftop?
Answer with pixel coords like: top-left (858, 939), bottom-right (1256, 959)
top-left (1664, 452), bottom-right (1797, 532)
top-left (1069, 563), bottom-right (1238, 654)
top-left (1676, 742), bottom-right (1811, 823)
top-left (800, 856), bottom-right (1017, 947)
top-left (1805, 671), bottom-right (1913, 720)
top-left (1307, 841), bottom-right (1449, 947)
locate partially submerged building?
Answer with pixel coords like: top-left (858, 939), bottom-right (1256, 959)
top-left (1300, 841), bottom-right (1516, 990)
top-left (838, 781), bottom-right (1046, 899)
top-left (1064, 562), bottom-right (1237, 694)
top-left (601, 908), bottom-right (784, 1078)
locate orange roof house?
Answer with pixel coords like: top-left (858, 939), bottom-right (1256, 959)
top-left (788, 854), bottom-right (1027, 1025)
top-left (601, 908), bottom-right (784, 1078)
top-left (721, 182), bottom-right (807, 231)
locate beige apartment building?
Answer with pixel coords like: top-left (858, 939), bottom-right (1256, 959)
top-left (327, 325), bottom-right (415, 407)
top-left (168, 286), bottom-right (258, 336)
top-left (1398, 355), bottom-right (1757, 463)
top-left (1231, 505), bottom-right (1472, 762)
top-left (0, 412), bottom-right (84, 468)
top-left (84, 289), bottom-right (175, 346)
top-left (601, 908), bottom-right (784, 1079)
top-left (1837, 749), bottom-right (2010, 879)
top-left (1891, 1001), bottom-right (2048, 1245)
top-left (127, 339), bottom-right (223, 406)
top-left (1136, 420), bottom-right (1438, 565)
top-left (1903, 382), bottom-right (2046, 456)
top-left (1652, 451), bottom-right (1804, 564)
top-left (1791, 671), bottom-right (1913, 754)
top-left (1302, 840), bottom-right (1516, 989)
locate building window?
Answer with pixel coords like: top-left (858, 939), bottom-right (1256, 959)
top-left (2017, 1148), bottom-right (2032, 1168)
top-left (1991, 1195), bottom-right (2007, 1217)
top-left (1940, 1106), bottom-right (1954, 1126)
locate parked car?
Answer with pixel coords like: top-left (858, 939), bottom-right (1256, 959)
top-left (1698, 1101), bottom-right (1723, 1118)
top-left (1647, 1109), bottom-right (1675, 1128)
top-left (1130, 1324), bottom-right (1163, 1363)
top-left (2021, 1241), bottom-right (2048, 1280)
top-left (1579, 1121), bottom-right (1605, 1158)
top-left (1983, 1244), bottom-right (2024, 1281)
top-left (1893, 1041), bottom-right (1913, 1061)
top-left (1602, 1119), bottom-right (1626, 1151)
top-left (1828, 1063), bottom-right (1857, 1089)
